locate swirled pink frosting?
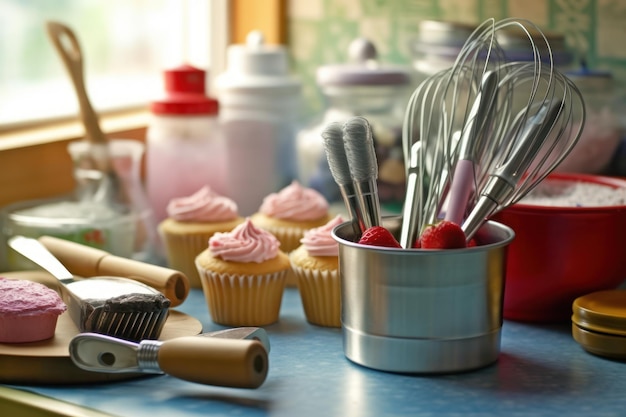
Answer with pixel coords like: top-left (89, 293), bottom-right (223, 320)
top-left (259, 181), bottom-right (329, 221)
top-left (167, 186), bottom-right (238, 222)
top-left (0, 277), bottom-right (66, 316)
top-left (300, 215), bottom-right (345, 257)
top-left (209, 218), bottom-right (280, 263)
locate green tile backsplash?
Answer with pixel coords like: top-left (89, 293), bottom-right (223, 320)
top-left (287, 0), bottom-right (626, 118)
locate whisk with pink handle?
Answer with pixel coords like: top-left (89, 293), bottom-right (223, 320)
top-left (402, 18), bottom-right (585, 247)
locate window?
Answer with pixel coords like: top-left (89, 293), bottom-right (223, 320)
top-left (0, 0), bottom-right (226, 129)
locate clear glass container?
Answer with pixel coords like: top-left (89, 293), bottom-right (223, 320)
top-left (556, 69), bottom-right (621, 174)
top-left (2, 139), bottom-right (157, 270)
top-left (296, 38), bottom-right (411, 212)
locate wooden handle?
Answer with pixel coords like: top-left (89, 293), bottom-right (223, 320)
top-left (38, 236), bottom-right (190, 307)
top-left (45, 20), bottom-right (108, 146)
top-left (158, 337), bottom-right (268, 388)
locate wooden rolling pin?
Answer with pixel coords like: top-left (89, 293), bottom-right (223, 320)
top-left (38, 235), bottom-right (190, 307)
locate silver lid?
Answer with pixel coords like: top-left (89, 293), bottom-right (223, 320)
top-left (316, 38), bottom-right (411, 87)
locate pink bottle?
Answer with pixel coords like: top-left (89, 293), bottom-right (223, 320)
top-left (146, 65), bottom-right (226, 224)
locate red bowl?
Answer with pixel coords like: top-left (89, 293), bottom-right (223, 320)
top-left (492, 173), bottom-right (626, 322)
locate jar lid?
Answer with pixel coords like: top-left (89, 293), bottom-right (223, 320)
top-left (316, 38), bottom-right (411, 87)
top-left (495, 27), bottom-right (573, 66)
top-left (151, 64), bottom-right (219, 115)
top-left (572, 322), bottom-right (626, 359)
top-left (572, 290), bottom-right (626, 336)
top-left (410, 20), bottom-right (477, 59)
top-left (215, 31), bottom-right (301, 92)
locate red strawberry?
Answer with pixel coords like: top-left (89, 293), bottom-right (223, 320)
top-left (418, 220), bottom-right (467, 249)
top-left (358, 226), bottom-right (402, 248)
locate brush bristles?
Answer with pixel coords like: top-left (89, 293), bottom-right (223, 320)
top-left (343, 117), bottom-right (378, 182)
top-left (322, 122), bottom-right (352, 185)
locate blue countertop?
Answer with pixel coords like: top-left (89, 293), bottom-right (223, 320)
top-left (7, 287), bottom-right (626, 417)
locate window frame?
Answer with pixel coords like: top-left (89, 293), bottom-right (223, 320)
top-left (0, 0), bottom-right (285, 208)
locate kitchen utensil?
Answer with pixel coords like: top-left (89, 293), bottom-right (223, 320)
top-left (462, 97), bottom-right (564, 238)
top-left (444, 70), bottom-right (500, 225)
top-left (69, 327), bottom-right (270, 388)
top-left (8, 236), bottom-right (170, 342)
top-left (0, 270), bottom-right (202, 385)
top-left (401, 18), bottom-right (585, 245)
top-left (332, 216), bottom-right (514, 373)
top-left (37, 235), bottom-right (189, 307)
top-left (400, 31), bottom-right (511, 247)
top-left (321, 121), bottom-right (363, 237)
top-left (342, 116), bottom-right (382, 229)
top-left (461, 59), bottom-right (584, 239)
top-left (45, 21), bottom-right (121, 205)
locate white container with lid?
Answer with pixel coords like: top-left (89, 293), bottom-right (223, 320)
top-left (215, 31), bottom-right (302, 216)
top-left (296, 38), bottom-right (411, 211)
top-left (145, 64), bottom-right (225, 224)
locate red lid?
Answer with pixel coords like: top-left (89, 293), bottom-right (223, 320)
top-left (151, 64), bottom-right (219, 115)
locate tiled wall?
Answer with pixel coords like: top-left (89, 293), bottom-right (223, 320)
top-left (287, 0), bottom-right (626, 117)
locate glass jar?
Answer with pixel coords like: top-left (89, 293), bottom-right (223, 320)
top-left (556, 69), bottom-right (622, 174)
top-left (296, 38), bottom-right (411, 212)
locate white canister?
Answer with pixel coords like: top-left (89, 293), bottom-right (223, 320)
top-left (215, 31), bottom-right (302, 216)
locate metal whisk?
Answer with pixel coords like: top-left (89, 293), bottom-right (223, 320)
top-left (401, 18), bottom-right (585, 247)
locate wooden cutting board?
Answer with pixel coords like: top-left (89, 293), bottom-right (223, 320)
top-left (0, 271), bottom-right (203, 385)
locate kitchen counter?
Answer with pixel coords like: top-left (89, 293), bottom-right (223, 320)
top-left (6, 287), bottom-right (626, 417)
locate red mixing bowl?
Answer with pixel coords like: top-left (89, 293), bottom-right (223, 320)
top-left (492, 173), bottom-right (626, 322)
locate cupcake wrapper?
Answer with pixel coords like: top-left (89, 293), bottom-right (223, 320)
top-left (261, 226), bottom-right (304, 253)
top-left (197, 269), bottom-right (287, 326)
top-left (292, 266), bottom-right (341, 328)
top-left (160, 232), bottom-right (210, 288)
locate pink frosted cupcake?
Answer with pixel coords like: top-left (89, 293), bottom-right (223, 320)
top-left (194, 218), bottom-right (291, 326)
top-left (0, 277), bottom-right (67, 343)
top-left (158, 186), bottom-right (244, 288)
top-left (250, 181), bottom-right (332, 253)
top-left (289, 215), bottom-right (344, 328)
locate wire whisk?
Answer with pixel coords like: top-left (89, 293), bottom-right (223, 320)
top-left (401, 18), bottom-right (585, 247)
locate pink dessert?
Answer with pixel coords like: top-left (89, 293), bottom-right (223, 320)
top-left (0, 277), bottom-right (67, 343)
top-left (258, 180), bottom-right (329, 221)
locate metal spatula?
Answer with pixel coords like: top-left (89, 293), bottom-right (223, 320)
top-left (8, 236), bottom-right (170, 342)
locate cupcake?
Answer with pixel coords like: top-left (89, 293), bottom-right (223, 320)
top-left (158, 186), bottom-right (244, 288)
top-left (290, 215), bottom-right (344, 328)
top-left (250, 181), bottom-right (332, 253)
top-left (195, 218), bottom-right (291, 326)
top-left (0, 277), bottom-right (67, 343)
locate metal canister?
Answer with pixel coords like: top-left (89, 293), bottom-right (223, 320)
top-left (332, 217), bottom-right (515, 374)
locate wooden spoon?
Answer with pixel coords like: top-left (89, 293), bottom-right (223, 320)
top-left (45, 20), bottom-right (121, 203)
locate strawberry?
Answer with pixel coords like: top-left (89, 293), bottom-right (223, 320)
top-left (358, 226), bottom-right (402, 248)
top-left (418, 220), bottom-right (467, 249)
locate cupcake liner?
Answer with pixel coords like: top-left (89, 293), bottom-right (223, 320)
top-left (292, 266), bottom-right (341, 328)
top-left (160, 231), bottom-right (211, 288)
top-left (197, 268), bottom-right (287, 326)
top-left (264, 225), bottom-right (305, 253)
